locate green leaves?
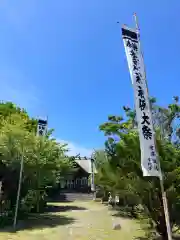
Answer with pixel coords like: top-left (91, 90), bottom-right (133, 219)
top-left (98, 95), bottom-right (180, 236)
top-left (0, 101), bottom-right (74, 214)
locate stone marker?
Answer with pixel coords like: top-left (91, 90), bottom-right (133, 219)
top-left (112, 223), bottom-right (121, 230)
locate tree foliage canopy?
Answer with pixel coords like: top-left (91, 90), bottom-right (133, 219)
top-left (95, 96), bottom-right (180, 239)
top-left (0, 102), bottom-right (74, 216)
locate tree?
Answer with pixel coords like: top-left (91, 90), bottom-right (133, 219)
top-left (0, 102), bottom-right (37, 134)
top-left (25, 136), bottom-right (73, 212)
top-left (99, 97), bottom-right (180, 240)
top-left (0, 102), bottom-right (74, 217)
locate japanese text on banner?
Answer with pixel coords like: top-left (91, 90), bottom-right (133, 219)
top-left (122, 26), bottom-right (161, 178)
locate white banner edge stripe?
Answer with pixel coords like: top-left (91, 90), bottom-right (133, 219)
top-left (122, 25), bottom-right (137, 34)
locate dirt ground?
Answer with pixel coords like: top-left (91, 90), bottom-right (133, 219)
top-left (0, 200), bottom-right (146, 240)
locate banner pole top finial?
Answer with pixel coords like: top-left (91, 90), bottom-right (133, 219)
top-left (133, 13), bottom-right (140, 32)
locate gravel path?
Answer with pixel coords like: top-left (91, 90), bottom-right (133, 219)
top-left (0, 201), bottom-right (145, 240)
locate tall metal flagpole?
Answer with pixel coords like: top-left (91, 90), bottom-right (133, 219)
top-left (13, 151), bottom-right (24, 230)
top-left (133, 13), bottom-right (172, 240)
top-left (13, 117), bottom-right (48, 229)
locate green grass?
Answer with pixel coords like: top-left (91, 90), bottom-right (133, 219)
top-left (0, 201), bottom-right (146, 240)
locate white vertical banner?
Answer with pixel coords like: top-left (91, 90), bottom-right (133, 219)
top-left (91, 158), bottom-right (95, 192)
top-left (37, 119), bottom-right (48, 136)
top-left (122, 25), bottom-right (162, 179)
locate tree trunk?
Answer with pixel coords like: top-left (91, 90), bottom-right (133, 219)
top-left (157, 214), bottom-right (168, 240)
top-left (130, 205), bottom-right (137, 218)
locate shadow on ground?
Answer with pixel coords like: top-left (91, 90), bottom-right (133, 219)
top-left (0, 214), bottom-right (76, 233)
top-left (45, 204), bottom-right (87, 213)
top-left (48, 197), bottom-right (73, 203)
top-left (173, 236), bottom-right (180, 240)
top-left (47, 192), bottom-right (73, 203)
top-left (111, 207), bottom-right (134, 220)
top-left (136, 235), bottom-right (180, 240)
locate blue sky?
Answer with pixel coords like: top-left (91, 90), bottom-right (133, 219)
top-left (0, 1), bottom-right (179, 156)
